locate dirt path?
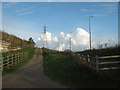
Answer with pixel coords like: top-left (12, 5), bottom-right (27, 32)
top-left (2, 48), bottom-right (67, 88)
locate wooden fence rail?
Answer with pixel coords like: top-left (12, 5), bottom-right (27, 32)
top-left (96, 55), bottom-right (120, 70)
top-left (72, 53), bottom-right (120, 71)
top-left (0, 54), bottom-right (2, 72)
top-left (0, 52), bottom-right (28, 72)
top-left (42, 50), bottom-right (120, 71)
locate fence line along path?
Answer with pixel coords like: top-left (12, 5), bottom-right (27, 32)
top-left (96, 55), bottom-right (120, 70)
top-left (2, 48), bottom-right (67, 88)
top-left (72, 53), bottom-right (120, 71)
top-left (2, 52), bottom-right (28, 71)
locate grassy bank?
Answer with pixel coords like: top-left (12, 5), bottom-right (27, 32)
top-left (76, 46), bottom-right (120, 57)
top-left (43, 48), bottom-right (120, 88)
top-left (2, 47), bottom-right (36, 76)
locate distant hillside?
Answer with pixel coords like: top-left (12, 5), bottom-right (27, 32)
top-left (0, 31), bottom-right (35, 52)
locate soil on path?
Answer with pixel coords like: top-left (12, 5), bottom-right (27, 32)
top-left (2, 48), bottom-right (67, 88)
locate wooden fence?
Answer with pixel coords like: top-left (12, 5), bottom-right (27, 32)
top-left (72, 53), bottom-right (120, 71)
top-left (1, 52), bottom-right (28, 72)
top-left (42, 50), bottom-right (120, 71)
top-left (0, 54), bottom-right (2, 72)
top-left (96, 55), bottom-right (120, 70)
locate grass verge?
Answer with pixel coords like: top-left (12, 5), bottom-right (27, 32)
top-left (76, 46), bottom-right (120, 57)
top-left (2, 47), bottom-right (36, 76)
top-left (43, 49), bottom-right (120, 88)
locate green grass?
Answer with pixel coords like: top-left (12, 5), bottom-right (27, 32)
top-left (76, 46), bottom-right (120, 57)
top-left (2, 47), bottom-right (36, 76)
top-left (43, 48), bottom-right (120, 88)
top-left (2, 47), bottom-right (36, 56)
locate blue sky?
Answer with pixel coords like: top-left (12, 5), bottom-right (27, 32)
top-left (2, 2), bottom-right (118, 49)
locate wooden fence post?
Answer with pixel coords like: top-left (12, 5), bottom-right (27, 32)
top-left (96, 56), bottom-right (99, 71)
top-left (13, 54), bottom-right (15, 65)
top-left (7, 56), bottom-right (9, 69)
top-left (18, 53), bottom-right (20, 63)
top-left (0, 56), bottom-right (3, 72)
top-left (20, 52), bottom-right (22, 61)
top-left (2, 52), bottom-right (29, 71)
top-left (15, 53), bottom-right (18, 64)
top-left (11, 54), bottom-right (13, 66)
top-left (87, 55), bottom-right (90, 62)
top-left (25, 52), bottom-right (28, 59)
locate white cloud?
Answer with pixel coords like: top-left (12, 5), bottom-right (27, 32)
top-left (30, 27), bottom-right (117, 51)
top-left (74, 28), bottom-right (89, 45)
top-left (2, 2), bottom-right (19, 8)
top-left (15, 7), bottom-right (34, 16)
top-left (60, 32), bottom-right (65, 38)
top-left (56, 43), bottom-right (65, 51)
top-left (52, 36), bottom-right (58, 42)
top-left (46, 32), bottom-right (52, 41)
top-left (37, 27), bottom-right (94, 51)
top-left (80, 9), bottom-right (93, 12)
top-left (15, 8), bottom-right (30, 13)
top-left (17, 11), bottom-right (34, 16)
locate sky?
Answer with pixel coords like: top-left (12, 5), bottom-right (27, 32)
top-left (1, 0), bottom-right (120, 2)
top-left (1, 2), bottom-right (118, 51)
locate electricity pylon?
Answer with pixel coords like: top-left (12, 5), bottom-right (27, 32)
top-left (43, 26), bottom-right (49, 48)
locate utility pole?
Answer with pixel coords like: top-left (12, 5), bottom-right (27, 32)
top-left (70, 37), bottom-right (71, 51)
top-left (89, 16), bottom-right (93, 50)
top-left (109, 39), bottom-right (111, 47)
top-left (61, 36), bottom-right (64, 51)
top-left (69, 32), bottom-right (72, 51)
